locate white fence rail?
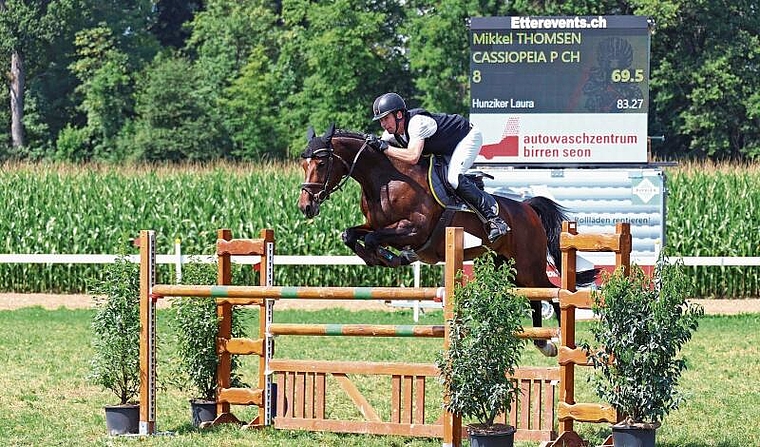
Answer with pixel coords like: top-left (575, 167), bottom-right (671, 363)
top-left (2, 253), bottom-right (759, 267)
top-left (1, 251), bottom-right (758, 321)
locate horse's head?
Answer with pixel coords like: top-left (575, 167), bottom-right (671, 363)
top-left (299, 123), bottom-right (358, 218)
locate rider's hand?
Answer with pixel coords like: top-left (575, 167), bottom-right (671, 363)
top-left (366, 135), bottom-right (389, 152)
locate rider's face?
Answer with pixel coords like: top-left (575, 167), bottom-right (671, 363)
top-left (379, 112), bottom-right (403, 134)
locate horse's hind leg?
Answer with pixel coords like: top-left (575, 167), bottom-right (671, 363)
top-left (531, 300), bottom-right (558, 357)
top-left (517, 263), bottom-right (560, 357)
top-left (493, 253), bottom-right (557, 357)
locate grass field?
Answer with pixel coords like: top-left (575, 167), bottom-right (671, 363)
top-left (0, 306), bottom-right (758, 446)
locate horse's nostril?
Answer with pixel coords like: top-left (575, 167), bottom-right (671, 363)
top-left (300, 202), bottom-right (317, 218)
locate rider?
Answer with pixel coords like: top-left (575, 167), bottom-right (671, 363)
top-left (368, 92), bottom-right (510, 243)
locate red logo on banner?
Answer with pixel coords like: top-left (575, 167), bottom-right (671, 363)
top-left (480, 117), bottom-right (519, 159)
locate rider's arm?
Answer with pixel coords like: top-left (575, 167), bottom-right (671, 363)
top-left (384, 115), bottom-right (437, 164)
top-left (385, 139), bottom-right (425, 164)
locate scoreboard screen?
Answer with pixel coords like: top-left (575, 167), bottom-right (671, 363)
top-left (470, 16), bottom-right (651, 164)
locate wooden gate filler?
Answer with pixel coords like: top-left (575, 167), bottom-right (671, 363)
top-left (139, 222), bottom-right (631, 446)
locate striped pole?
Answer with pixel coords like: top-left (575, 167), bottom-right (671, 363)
top-left (151, 284), bottom-right (444, 301)
top-left (269, 323), bottom-right (445, 337)
top-left (268, 324), bottom-right (558, 340)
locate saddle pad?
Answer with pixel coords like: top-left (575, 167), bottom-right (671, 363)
top-left (427, 156), bottom-right (470, 211)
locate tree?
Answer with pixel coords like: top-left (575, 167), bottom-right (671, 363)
top-left (126, 53), bottom-right (229, 162)
top-left (61, 26), bottom-right (134, 161)
top-left (404, 0), bottom-right (476, 115)
top-left (151, 0), bottom-right (204, 48)
top-left (648, 0), bottom-right (760, 159)
top-left (222, 46), bottom-right (285, 160)
top-left (186, 0), bottom-right (281, 159)
top-left (80, 0), bottom-right (159, 65)
top-left (277, 0), bottom-right (410, 156)
top-left (0, 0), bottom-right (77, 149)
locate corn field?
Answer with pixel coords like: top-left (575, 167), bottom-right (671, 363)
top-left (0, 161), bottom-right (757, 296)
top-left (665, 161), bottom-right (760, 297)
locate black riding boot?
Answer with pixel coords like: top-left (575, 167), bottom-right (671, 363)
top-left (455, 175), bottom-right (510, 243)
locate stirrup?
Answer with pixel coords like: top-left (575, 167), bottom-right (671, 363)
top-left (487, 219), bottom-right (509, 243)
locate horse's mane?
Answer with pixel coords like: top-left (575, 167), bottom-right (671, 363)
top-left (331, 128), bottom-right (426, 180)
top-left (334, 129), bottom-right (368, 140)
top-left (305, 127), bottom-right (419, 177)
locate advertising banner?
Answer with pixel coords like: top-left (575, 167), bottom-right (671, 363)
top-left (470, 16), bottom-right (651, 164)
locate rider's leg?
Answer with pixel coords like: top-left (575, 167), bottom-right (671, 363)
top-left (455, 175), bottom-right (510, 242)
top-left (448, 127), bottom-right (509, 243)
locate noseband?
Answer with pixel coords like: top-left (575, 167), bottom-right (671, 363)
top-left (300, 139), bottom-right (369, 204)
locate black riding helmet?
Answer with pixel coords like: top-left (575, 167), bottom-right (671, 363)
top-left (372, 93), bottom-right (406, 121)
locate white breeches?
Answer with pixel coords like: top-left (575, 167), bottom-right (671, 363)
top-left (447, 126), bottom-right (483, 189)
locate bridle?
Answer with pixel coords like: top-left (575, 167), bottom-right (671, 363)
top-left (300, 137), bottom-right (369, 205)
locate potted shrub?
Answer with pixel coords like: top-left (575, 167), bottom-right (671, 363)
top-left (89, 253), bottom-right (141, 435)
top-left (169, 261), bottom-right (247, 427)
top-left (584, 255), bottom-right (703, 447)
top-left (436, 253), bottom-right (531, 447)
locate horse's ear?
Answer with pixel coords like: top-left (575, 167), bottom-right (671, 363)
top-left (306, 126), bottom-right (316, 141)
top-left (325, 123), bottom-right (336, 139)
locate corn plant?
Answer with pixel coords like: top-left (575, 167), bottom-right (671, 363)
top-left (3, 160), bottom-right (760, 295)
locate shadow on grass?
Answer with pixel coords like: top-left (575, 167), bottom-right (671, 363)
top-left (658, 441), bottom-right (747, 447)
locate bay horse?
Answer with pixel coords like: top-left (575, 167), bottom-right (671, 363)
top-left (298, 124), bottom-right (597, 356)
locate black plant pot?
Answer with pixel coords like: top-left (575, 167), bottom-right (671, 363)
top-left (190, 399), bottom-right (217, 427)
top-left (467, 423), bottom-right (516, 447)
top-left (104, 404), bottom-right (139, 435)
top-left (612, 423), bottom-right (656, 447)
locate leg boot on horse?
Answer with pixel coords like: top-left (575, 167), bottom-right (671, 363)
top-left (455, 174), bottom-right (510, 243)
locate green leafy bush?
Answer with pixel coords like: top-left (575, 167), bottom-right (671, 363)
top-left (169, 261), bottom-right (247, 401)
top-left (585, 256), bottom-right (704, 425)
top-left (88, 254), bottom-right (140, 405)
top-left (436, 254), bottom-right (530, 428)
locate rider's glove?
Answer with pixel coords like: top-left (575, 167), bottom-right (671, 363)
top-left (366, 135), bottom-right (389, 152)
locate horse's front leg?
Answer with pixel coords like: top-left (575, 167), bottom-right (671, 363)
top-left (342, 225), bottom-right (386, 266)
top-left (342, 226), bottom-right (369, 252)
top-left (363, 224), bottom-right (421, 268)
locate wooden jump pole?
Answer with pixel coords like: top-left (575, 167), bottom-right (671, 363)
top-left (443, 227), bottom-right (463, 447)
top-left (268, 324), bottom-right (557, 340)
top-left (151, 284), bottom-right (444, 301)
top-left (152, 284), bottom-right (551, 302)
top-left (550, 222), bottom-right (632, 447)
top-left (269, 323), bottom-right (446, 337)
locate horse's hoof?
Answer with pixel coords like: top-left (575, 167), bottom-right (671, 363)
top-left (534, 339), bottom-right (558, 357)
top-left (399, 248), bottom-right (419, 263)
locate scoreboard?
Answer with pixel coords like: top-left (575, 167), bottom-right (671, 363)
top-left (469, 16), bottom-right (651, 164)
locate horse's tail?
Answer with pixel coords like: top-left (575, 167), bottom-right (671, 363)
top-left (525, 196), bottom-right (598, 287)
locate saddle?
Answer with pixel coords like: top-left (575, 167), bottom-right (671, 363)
top-left (425, 155), bottom-right (493, 211)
